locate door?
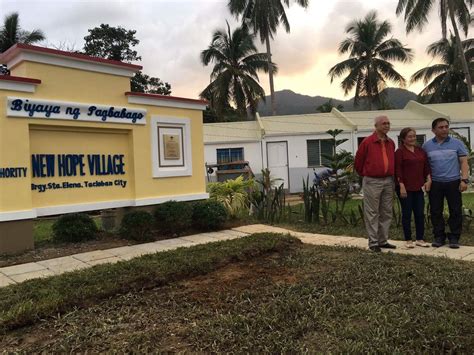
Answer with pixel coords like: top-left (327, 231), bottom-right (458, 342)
top-left (266, 141), bottom-right (289, 189)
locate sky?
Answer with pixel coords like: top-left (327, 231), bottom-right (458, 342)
top-left (0, 0), bottom-right (456, 100)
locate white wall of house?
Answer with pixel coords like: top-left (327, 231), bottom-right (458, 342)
top-left (204, 141), bottom-right (263, 182)
top-left (204, 121), bottom-right (474, 192)
top-left (356, 123), bottom-right (473, 149)
top-left (263, 132), bottom-right (354, 193)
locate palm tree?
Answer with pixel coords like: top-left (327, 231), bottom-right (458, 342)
top-left (0, 12), bottom-right (45, 53)
top-left (200, 23), bottom-right (276, 119)
top-left (228, 0), bottom-right (309, 116)
top-left (411, 35), bottom-right (474, 103)
top-left (316, 99), bottom-right (344, 113)
top-left (396, 0), bottom-right (473, 101)
top-left (328, 11), bottom-right (413, 110)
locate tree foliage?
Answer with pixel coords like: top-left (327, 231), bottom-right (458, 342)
top-left (411, 35), bottom-right (474, 103)
top-left (396, 0), bottom-right (472, 38)
top-left (396, 0), bottom-right (473, 101)
top-left (0, 12), bottom-right (45, 53)
top-left (83, 24), bottom-right (141, 62)
top-left (131, 71), bottom-right (172, 95)
top-left (228, 0), bottom-right (310, 115)
top-left (83, 24), bottom-right (171, 95)
top-left (316, 99), bottom-right (344, 113)
top-left (328, 11), bottom-right (413, 110)
top-left (200, 23), bottom-right (275, 119)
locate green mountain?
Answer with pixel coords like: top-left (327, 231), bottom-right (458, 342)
top-left (257, 88), bottom-right (418, 116)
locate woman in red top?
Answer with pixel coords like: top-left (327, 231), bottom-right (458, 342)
top-left (395, 127), bottom-right (432, 248)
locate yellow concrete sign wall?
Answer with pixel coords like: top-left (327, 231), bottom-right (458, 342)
top-left (29, 126), bottom-right (133, 208)
top-left (0, 44), bottom-right (208, 223)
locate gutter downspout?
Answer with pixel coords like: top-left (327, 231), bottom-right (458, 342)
top-left (256, 112), bottom-right (266, 172)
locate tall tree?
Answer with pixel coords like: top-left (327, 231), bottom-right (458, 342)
top-left (83, 24), bottom-right (141, 62)
top-left (131, 71), bottom-right (172, 95)
top-left (200, 23), bottom-right (276, 119)
top-left (328, 11), bottom-right (413, 110)
top-left (83, 24), bottom-right (171, 95)
top-left (411, 35), bottom-right (474, 103)
top-left (228, 0), bottom-right (309, 116)
top-left (0, 12), bottom-right (45, 53)
top-left (396, 0), bottom-right (473, 101)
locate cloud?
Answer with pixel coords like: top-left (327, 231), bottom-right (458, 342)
top-left (0, 0), bottom-right (451, 99)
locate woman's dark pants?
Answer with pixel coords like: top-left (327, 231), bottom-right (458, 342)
top-left (396, 187), bottom-right (425, 241)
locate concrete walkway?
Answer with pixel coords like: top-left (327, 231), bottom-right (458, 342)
top-left (1, 224), bottom-right (473, 288)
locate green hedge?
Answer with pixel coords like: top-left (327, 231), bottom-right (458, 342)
top-left (154, 200), bottom-right (193, 235)
top-left (52, 213), bottom-right (98, 243)
top-left (119, 211), bottom-right (154, 241)
top-left (192, 200), bottom-right (227, 231)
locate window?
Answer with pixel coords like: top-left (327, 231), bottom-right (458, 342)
top-left (217, 148), bottom-right (244, 164)
top-left (307, 139), bottom-right (334, 167)
top-left (397, 134), bottom-right (426, 147)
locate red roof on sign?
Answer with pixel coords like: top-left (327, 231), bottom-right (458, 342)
top-left (125, 92), bottom-right (208, 105)
top-left (0, 75), bottom-right (41, 84)
top-left (0, 44), bottom-right (143, 71)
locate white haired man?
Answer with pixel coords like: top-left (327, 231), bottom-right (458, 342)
top-left (355, 115), bottom-right (397, 252)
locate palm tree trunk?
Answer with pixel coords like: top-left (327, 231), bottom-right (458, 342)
top-left (367, 64), bottom-right (373, 110)
top-left (448, 0), bottom-right (473, 101)
top-left (265, 35), bottom-right (276, 115)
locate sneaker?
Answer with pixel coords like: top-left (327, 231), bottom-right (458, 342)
top-left (432, 240), bottom-right (445, 248)
top-left (369, 246), bottom-right (382, 252)
top-left (406, 241), bottom-right (415, 248)
top-left (415, 240), bottom-right (430, 247)
top-left (379, 243), bottom-right (397, 249)
top-left (449, 243), bottom-right (460, 249)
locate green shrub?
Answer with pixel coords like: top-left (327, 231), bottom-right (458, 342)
top-left (192, 200), bottom-right (227, 231)
top-left (119, 210), bottom-right (154, 241)
top-left (52, 213), bottom-right (98, 243)
top-left (154, 200), bottom-right (193, 234)
top-left (208, 176), bottom-right (255, 217)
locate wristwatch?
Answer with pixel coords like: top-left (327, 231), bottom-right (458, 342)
top-left (461, 178), bottom-right (469, 184)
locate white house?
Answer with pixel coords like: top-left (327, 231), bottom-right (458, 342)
top-left (204, 101), bottom-right (474, 193)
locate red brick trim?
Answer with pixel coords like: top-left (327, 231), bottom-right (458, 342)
top-left (0, 75), bottom-right (41, 84)
top-left (0, 44), bottom-right (142, 70)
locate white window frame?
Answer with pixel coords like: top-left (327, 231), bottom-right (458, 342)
top-left (151, 116), bottom-right (192, 178)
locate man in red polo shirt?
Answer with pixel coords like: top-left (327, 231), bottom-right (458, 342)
top-left (355, 115), bottom-right (397, 252)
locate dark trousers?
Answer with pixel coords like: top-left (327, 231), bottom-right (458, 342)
top-left (428, 180), bottom-right (462, 243)
top-left (396, 187), bottom-right (425, 241)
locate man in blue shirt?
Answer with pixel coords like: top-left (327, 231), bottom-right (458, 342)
top-left (423, 118), bottom-right (469, 248)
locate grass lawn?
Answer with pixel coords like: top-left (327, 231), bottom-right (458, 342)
top-left (0, 234), bottom-right (473, 352)
top-left (281, 192), bottom-right (474, 246)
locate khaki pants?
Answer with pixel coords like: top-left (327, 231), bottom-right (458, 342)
top-left (362, 176), bottom-right (394, 247)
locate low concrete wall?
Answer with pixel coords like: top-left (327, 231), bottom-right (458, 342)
top-left (0, 219), bottom-right (34, 255)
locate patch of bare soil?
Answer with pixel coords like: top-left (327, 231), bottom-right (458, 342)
top-left (0, 219), bottom-right (251, 268)
top-left (0, 253), bottom-right (297, 352)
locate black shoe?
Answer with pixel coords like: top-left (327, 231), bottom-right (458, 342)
top-left (432, 240), bottom-right (445, 247)
top-left (379, 243), bottom-right (396, 249)
top-left (369, 246), bottom-right (382, 252)
top-left (449, 243), bottom-right (460, 249)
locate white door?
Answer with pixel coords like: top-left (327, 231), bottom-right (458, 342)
top-left (266, 141), bottom-right (289, 189)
